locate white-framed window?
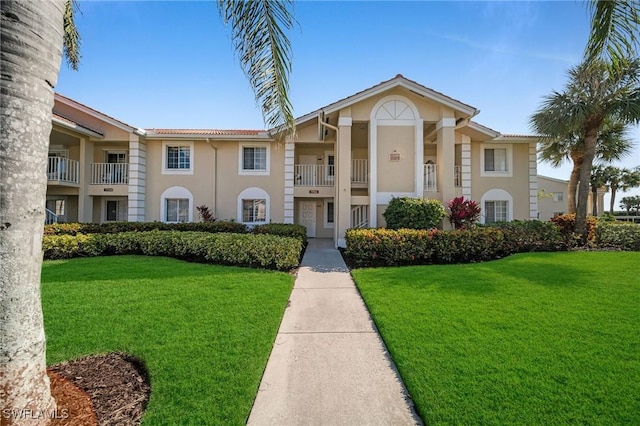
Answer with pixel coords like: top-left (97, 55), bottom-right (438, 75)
top-left (104, 199), bottom-right (128, 222)
top-left (324, 199), bottom-right (335, 228)
top-left (552, 192), bottom-right (564, 202)
top-left (484, 201), bottom-right (508, 224)
top-left (480, 189), bottom-right (513, 224)
top-left (46, 199), bottom-right (65, 216)
top-left (166, 199), bottom-right (189, 223)
top-left (105, 151), bottom-right (127, 164)
top-left (239, 143), bottom-right (270, 175)
top-left (160, 186), bottom-right (193, 222)
top-left (481, 144), bottom-right (512, 177)
top-left (237, 187), bottom-right (270, 225)
top-left (162, 141), bottom-right (193, 175)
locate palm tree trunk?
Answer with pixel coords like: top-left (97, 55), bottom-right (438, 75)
top-left (591, 187), bottom-right (599, 216)
top-left (575, 125), bottom-right (600, 241)
top-left (1, 0), bottom-right (65, 422)
top-left (609, 185), bottom-right (618, 214)
top-left (568, 154), bottom-right (582, 214)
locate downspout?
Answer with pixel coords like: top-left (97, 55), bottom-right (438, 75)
top-left (205, 138), bottom-right (218, 219)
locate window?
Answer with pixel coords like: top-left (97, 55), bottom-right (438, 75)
top-left (166, 199), bottom-right (189, 223)
top-left (552, 192), bottom-right (564, 202)
top-left (237, 187), bottom-right (270, 224)
top-left (242, 199), bottom-right (266, 223)
top-left (324, 200), bottom-right (335, 228)
top-left (46, 199), bottom-right (65, 216)
top-left (326, 153), bottom-right (335, 180)
top-left (485, 201), bottom-right (508, 223)
top-left (160, 186), bottom-right (193, 222)
top-left (162, 142), bottom-right (193, 175)
top-left (105, 200), bottom-right (127, 222)
top-left (481, 144), bottom-right (512, 177)
top-left (239, 143), bottom-right (270, 175)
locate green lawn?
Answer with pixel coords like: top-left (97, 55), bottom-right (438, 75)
top-left (352, 252), bottom-right (640, 425)
top-left (42, 256), bottom-right (294, 425)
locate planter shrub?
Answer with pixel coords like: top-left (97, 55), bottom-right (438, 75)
top-left (596, 222), bottom-right (640, 250)
top-left (383, 197), bottom-right (446, 230)
top-left (485, 220), bottom-right (566, 252)
top-left (549, 214), bottom-right (597, 246)
top-left (43, 231), bottom-right (302, 271)
top-left (253, 223), bottom-right (307, 243)
top-left (44, 221), bottom-right (248, 236)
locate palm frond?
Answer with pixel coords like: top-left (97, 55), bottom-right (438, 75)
top-left (63, 0), bottom-right (81, 70)
top-left (585, 0), bottom-right (640, 66)
top-left (218, 0), bottom-right (296, 136)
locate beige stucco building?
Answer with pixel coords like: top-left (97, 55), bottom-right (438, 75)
top-left (47, 75), bottom-right (549, 247)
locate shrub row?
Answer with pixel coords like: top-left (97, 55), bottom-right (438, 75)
top-left (344, 220), bottom-right (565, 268)
top-left (42, 231), bottom-right (303, 271)
top-left (44, 221), bottom-right (307, 242)
top-left (549, 214), bottom-right (598, 246)
top-left (595, 222), bottom-right (640, 251)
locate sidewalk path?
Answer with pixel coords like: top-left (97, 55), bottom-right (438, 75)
top-left (248, 239), bottom-right (421, 425)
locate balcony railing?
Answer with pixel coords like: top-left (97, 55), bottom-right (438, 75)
top-left (424, 164), bottom-right (438, 192)
top-left (351, 205), bottom-right (369, 228)
top-left (91, 163), bottom-right (129, 185)
top-left (351, 159), bottom-right (368, 184)
top-left (454, 166), bottom-right (462, 188)
top-left (294, 164), bottom-right (334, 186)
top-left (47, 157), bottom-right (79, 184)
top-left (45, 208), bottom-right (58, 225)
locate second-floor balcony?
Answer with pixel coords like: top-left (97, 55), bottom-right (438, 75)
top-left (47, 157), bottom-right (79, 185)
top-left (423, 164), bottom-right (463, 192)
top-left (294, 160), bottom-right (369, 187)
top-left (91, 163), bottom-right (129, 185)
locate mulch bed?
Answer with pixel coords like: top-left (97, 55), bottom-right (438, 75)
top-left (48, 352), bottom-right (150, 426)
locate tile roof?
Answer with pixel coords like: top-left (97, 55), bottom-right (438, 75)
top-left (52, 112), bottom-right (104, 137)
top-left (147, 129), bottom-right (265, 136)
top-left (501, 134), bottom-right (538, 139)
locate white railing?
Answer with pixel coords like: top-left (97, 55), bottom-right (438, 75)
top-left (351, 159), bottom-right (369, 184)
top-left (45, 208), bottom-right (58, 225)
top-left (424, 164), bottom-right (438, 192)
top-left (47, 157), bottom-right (79, 184)
top-left (454, 166), bottom-right (462, 188)
top-left (294, 164), bottom-right (334, 186)
top-left (351, 205), bottom-right (369, 228)
top-left (91, 163), bottom-right (129, 185)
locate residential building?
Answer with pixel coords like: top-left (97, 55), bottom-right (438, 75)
top-left (538, 175), bottom-right (606, 220)
top-left (47, 75), bottom-right (543, 247)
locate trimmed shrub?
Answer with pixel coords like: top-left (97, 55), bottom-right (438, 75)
top-left (549, 214), bottom-right (598, 246)
top-left (485, 220), bottom-right (566, 253)
top-left (253, 223), bottom-right (307, 243)
top-left (44, 221), bottom-right (248, 235)
top-left (596, 222), bottom-right (640, 250)
top-left (43, 231), bottom-right (302, 271)
top-left (383, 197), bottom-right (446, 230)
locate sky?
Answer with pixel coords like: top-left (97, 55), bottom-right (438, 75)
top-left (56, 0), bottom-right (640, 203)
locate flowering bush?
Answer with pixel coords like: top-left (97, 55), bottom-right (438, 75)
top-left (447, 196), bottom-right (481, 229)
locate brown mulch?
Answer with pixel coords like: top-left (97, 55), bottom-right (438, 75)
top-left (48, 352), bottom-right (150, 426)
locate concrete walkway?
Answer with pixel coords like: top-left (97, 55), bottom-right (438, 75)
top-left (248, 239), bottom-right (421, 426)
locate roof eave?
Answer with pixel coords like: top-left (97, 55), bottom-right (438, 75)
top-left (54, 93), bottom-right (136, 132)
top-left (52, 116), bottom-right (105, 139)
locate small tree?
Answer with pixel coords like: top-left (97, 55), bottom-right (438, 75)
top-left (196, 205), bottom-right (215, 222)
top-left (620, 195), bottom-right (640, 214)
top-left (447, 196), bottom-right (481, 229)
top-left (382, 197), bottom-right (446, 230)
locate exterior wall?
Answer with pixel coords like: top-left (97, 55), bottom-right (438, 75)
top-left (376, 126), bottom-right (415, 193)
top-left (537, 176), bottom-right (568, 221)
top-left (145, 139), bottom-right (284, 224)
top-left (470, 142), bottom-right (532, 222)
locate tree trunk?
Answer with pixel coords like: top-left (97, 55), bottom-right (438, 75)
top-left (609, 185), bottom-right (617, 214)
top-left (567, 154), bottom-right (582, 214)
top-left (575, 125), bottom-right (600, 242)
top-left (1, 1), bottom-right (65, 424)
top-left (591, 187), bottom-right (598, 216)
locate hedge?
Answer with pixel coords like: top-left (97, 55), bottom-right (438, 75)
top-left (44, 221), bottom-right (248, 236)
top-left (382, 197), bottom-right (446, 230)
top-left (344, 220), bottom-right (566, 268)
top-left (252, 223), bottom-right (307, 243)
top-left (549, 214), bottom-right (598, 246)
top-left (595, 222), bottom-right (640, 251)
top-left (42, 231), bottom-right (303, 271)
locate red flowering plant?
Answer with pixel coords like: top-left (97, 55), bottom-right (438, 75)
top-left (447, 196), bottom-right (481, 229)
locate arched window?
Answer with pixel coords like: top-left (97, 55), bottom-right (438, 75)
top-left (480, 189), bottom-right (513, 224)
top-left (160, 186), bottom-right (193, 223)
top-left (237, 187), bottom-right (270, 225)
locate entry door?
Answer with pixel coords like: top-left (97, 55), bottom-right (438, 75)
top-left (299, 201), bottom-right (316, 238)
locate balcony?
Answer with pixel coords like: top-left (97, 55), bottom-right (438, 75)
top-left (424, 164), bottom-right (438, 192)
top-left (90, 163), bottom-right (129, 185)
top-left (47, 157), bottom-right (79, 185)
top-left (294, 160), bottom-right (369, 187)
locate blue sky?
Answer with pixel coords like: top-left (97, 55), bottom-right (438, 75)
top-left (57, 0), bottom-right (640, 201)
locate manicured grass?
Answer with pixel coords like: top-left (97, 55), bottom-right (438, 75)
top-left (352, 252), bottom-right (640, 425)
top-left (42, 256), bottom-right (294, 425)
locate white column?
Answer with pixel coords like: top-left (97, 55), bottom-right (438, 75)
top-left (415, 119), bottom-right (424, 196)
top-left (336, 114), bottom-right (352, 248)
top-left (436, 117), bottom-right (456, 207)
top-left (128, 135), bottom-right (146, 222)
top-left (283, 141), bottom-right (295, 224)
top-left (78, 137), bottom-right (93, 223)
top-left (528, 143), bottom-right (538, 220)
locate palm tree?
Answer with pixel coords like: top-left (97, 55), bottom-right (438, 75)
top-left (602, 166), bottom-right (640, 213)
top-left (585, 0), bottom-right (640, 66)
top-left (0, 0), bottom-right (294, 417)
top-left (590, 165), bottom-right (609, 216)
top-left (534, 118), bottom-right (633, 214)
top-left (530, 58), bottom-right (640, 241)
